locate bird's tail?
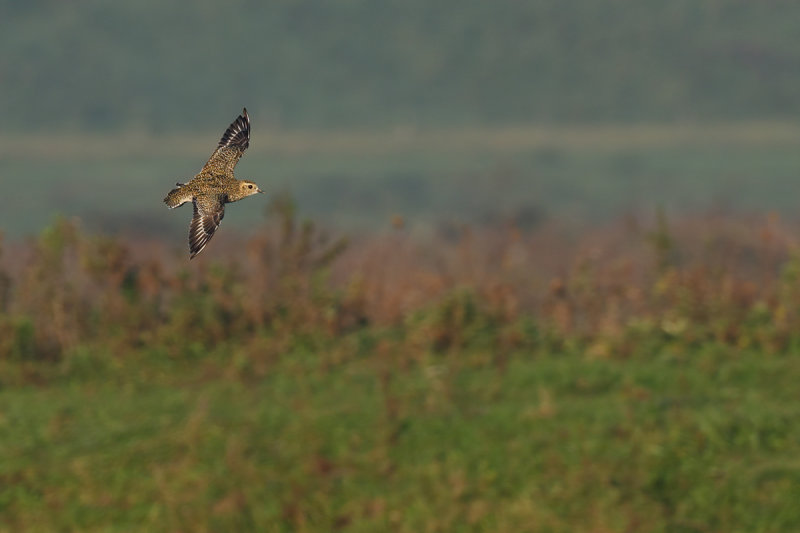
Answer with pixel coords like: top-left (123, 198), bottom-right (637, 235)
top-left (164, 185), bottom-right (190, 209)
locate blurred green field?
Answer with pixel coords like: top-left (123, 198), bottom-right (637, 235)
top-left (3, 340), bottom-right (800, 532)
top-left (4, 121), bottom-right (800, 238)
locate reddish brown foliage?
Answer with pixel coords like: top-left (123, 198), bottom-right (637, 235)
top-left (1, 206), bottom-right (799, 363)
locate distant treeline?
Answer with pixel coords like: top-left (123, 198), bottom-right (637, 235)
top-left (4, 0), bottom-right (800, 132)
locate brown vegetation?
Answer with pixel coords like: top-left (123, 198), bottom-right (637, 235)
top-left (1, 200), bottom-right (799, 370)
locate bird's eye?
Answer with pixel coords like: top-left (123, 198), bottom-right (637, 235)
top-left (248, 185), bottom-right (253, 189)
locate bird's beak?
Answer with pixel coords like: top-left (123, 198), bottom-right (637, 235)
top-left (257, 188), bottom-right (265, 194)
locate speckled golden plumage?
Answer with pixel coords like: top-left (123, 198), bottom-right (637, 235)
top-left (163, 108), bottom-right (263, 259)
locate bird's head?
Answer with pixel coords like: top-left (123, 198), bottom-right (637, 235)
top-left (237, 179), bottom-right (264, 199)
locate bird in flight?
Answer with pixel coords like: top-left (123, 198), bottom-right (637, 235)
top-left (163, 108), bottom-right (263, 259)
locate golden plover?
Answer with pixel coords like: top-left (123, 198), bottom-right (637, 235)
top-left (163, 108), bottom-right (263, 258)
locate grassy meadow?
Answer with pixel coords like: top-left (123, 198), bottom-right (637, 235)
top-left (2, 198), bottom-right (800, 531)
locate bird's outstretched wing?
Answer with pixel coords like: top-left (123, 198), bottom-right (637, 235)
top-left (200, 108), bottom-right (250, 177)
top-left (189, 197), bottom-right (225, 259)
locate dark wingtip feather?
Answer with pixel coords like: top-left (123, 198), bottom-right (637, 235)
top-left (218, 108), bottom-right (250, 151)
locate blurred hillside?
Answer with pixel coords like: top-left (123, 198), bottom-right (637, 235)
top-left (3, 1), bottom-right (800, 239)
top-left (4, 0), bottom-right (800, 132)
